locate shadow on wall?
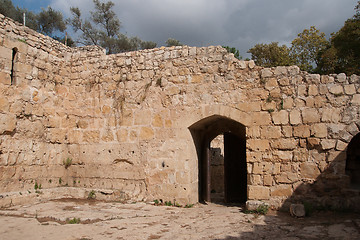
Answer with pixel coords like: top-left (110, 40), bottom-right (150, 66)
top-left (216, 133), bottom-right (360, 240)
top-left (280, 132), bottom-right (360, 212)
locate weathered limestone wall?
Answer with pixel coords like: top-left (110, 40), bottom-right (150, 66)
top-left (1, 14), bottom-right (359, 209)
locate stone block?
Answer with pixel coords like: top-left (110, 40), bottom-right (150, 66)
top-left (271, 184), bottom-right (292, 197)
top-left (273, 151), bottom-right (293, 162)
top-left (344, 84), bottom-right (356, 95)
top-left (251, 112), bottom-right (271, 125)
top-left (261, 68), bottom-right (273, 78)
top-left (293, 125), bottom-right (310, 138)
top-left (308, 85), bottom-right (318, 96)
top-left (263, 175), bottom-right (273, 186)
top-left (352, 94), bottom-right (360, 105)
top-left (134, 109), bottom-right (152, 125)
top-left (247, 126), bottom-right (260, 138)
top-left (247, 139), bottom-right (270, 151)
top-left (302, 108), bottom-right (320, 123)
top-left (290, 204), bottom-right (305, 217)
top-left (275, 172), bottom-right (298, 184)
top-left (139, 127), bottom-right (154, 140)
top-left (298, 85), bottom-right (307, 96)
top-left (236, 102), bottom-right (261, 112)
top-left (0, 72), bottom-right (11, 85)
top-left (335, 140), bottom-right (347, 151)
top-left (246, 200), bottom-right (269, 211)
top-left (252, 163), bottom-right (264, 174)
top-left (248, 185), bottom-right (270, 200)
top-left (310, 123), bottom-right (327, 138)
top-left (307, 138), bottom-right (320, 148)
top-left (328, 84), bottom-right (344, 95)
top-left (282, 126), bottom-right (293, 137)
top-left (0, 113), bottom-right (16, 134)
top-left (0, 96), bottom-right (9, 112)
top-left (289, 110), bottom-right (302, 125)
top-left (265, 78), bottom-right (278, 89)
top-left (320, 139), bottom-right (336, 150)
top-left (260, 126), bottom-right (282, 139)
top-left (272, 110), bottom-right (289, 125)
top-left (271, 139), bottom-right (297, 150)
top-left (83, 130), bottom-right (100, 143)
top-left (300, 162), bottom-right (320, 179)
top-left (321, 108), bottom-right (341, 123)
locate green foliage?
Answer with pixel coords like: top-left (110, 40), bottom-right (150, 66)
top-left (63, 157), bottom-right (72, 169)
top-left (248, 42), bottom-right (294, 68)
top-left (184, 204), bottom-right (194, 208)
top-left (165, 38), bottom-right (183, 47)
top-left (68, 0), bottom-right (156, 53)
top-left (245, 204), bottom-right (269, 215)
top-left (223, 46), bottom-right (242, 60)
top-left (290, 26), bottom-right (329, 73)
top-left (67, 217), bottom-right (81, 224)
top-left (88, 190), bottom-right (96, 199)
top-left (153, 199), bottom-right (160, 205)
top-left (37, 7), bottom-right (66, 36)
top-left (165, 201), bottom-right (173, 206)
top-left (0, 1), bottom-right (67, 40)
top-left (59, 177), bottom-right (62, 185)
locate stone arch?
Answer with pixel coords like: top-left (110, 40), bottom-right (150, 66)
top-left (189, 114), bottom-right (247, 203)
top-left (346, 132), bottom-right (360, 188)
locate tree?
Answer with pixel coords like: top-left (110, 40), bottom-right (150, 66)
top-left (166, 38), bottom-right (183, 47)
top-left (316, 1), bottom-right (360, 75)
top-left (223, 46), bottom-right (242, 60)
top-left (290, 26), bottom-right (329, 72)
top-left (68, 0), bottom-right (156, 54)
top-left (0, 0), bottom-right (40, 31)
top-left (37, 7), bottom-right (66, 36)
top-left (248, 42), bottom-right (294, 67)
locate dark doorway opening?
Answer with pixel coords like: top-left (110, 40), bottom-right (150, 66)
top-left (346, 133), bottom-right (360, 189)
top-left (189, 115), bottom-right (247, 204)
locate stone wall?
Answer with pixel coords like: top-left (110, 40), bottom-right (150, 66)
top-left (0, 14), bottom-right (359, 209)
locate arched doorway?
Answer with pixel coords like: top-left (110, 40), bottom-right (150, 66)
top-left (189, 115), bottom-right (247, 203)
top-left (346, 132), bottom-right (360, 189)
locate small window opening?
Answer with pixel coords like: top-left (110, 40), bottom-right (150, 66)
top-left (10, 48), bottom-right (18, 85)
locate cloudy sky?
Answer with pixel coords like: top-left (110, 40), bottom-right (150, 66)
top-left (12, 0), bottom-right (357, 57)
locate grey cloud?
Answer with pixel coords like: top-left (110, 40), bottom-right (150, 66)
top-left (51, 0), bottom-right (356, 56)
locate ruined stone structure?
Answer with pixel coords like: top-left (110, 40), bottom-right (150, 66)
top-left (1, 14), bottom-right (359, 210)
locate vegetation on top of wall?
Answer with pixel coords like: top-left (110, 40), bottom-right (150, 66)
top-left (248, 1), bottom-right (360, 75)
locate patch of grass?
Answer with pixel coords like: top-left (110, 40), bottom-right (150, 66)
top-left (66, 217), bottom-right (81, 224)
top-left (34, 182), bottom-right (42, 190)
top-left (174, 202), bottom-right (182, 207)
top-left (17, 38), bottom-right (27, 44)
top-left (266, 96), bottom-right (273, 103)
top-left (63, 157), bottom-right (72, 169)
top-left (58, 178), bottom-right (62, 185)
top-left (153, 199), bottom-right (160, 205)
top-left (245, 204), bottom-right (269, 215)
top-left (279, 99), bottom-right (284, 110)
top-left (267, 108), bottom-right (274, 113)
top-left (88, 190), bottom-right (96, 200)
top-left (165, 201), bottom-right (173, 206)
top-left (184, 204), bottom-right (194, 208)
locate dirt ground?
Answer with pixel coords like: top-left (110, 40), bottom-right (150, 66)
top-left (0, 199), bottom-right (359, 240)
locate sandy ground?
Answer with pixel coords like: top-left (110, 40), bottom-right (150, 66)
top-left (0, 199), bottom-right (359, 240)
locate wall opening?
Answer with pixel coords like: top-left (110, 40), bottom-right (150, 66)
top-left (189, 115), bottom-right (247, 204)
top-left (346, 133), bottom-right (360, 189)
top-left (10, 47), bottom-right (18, 85)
